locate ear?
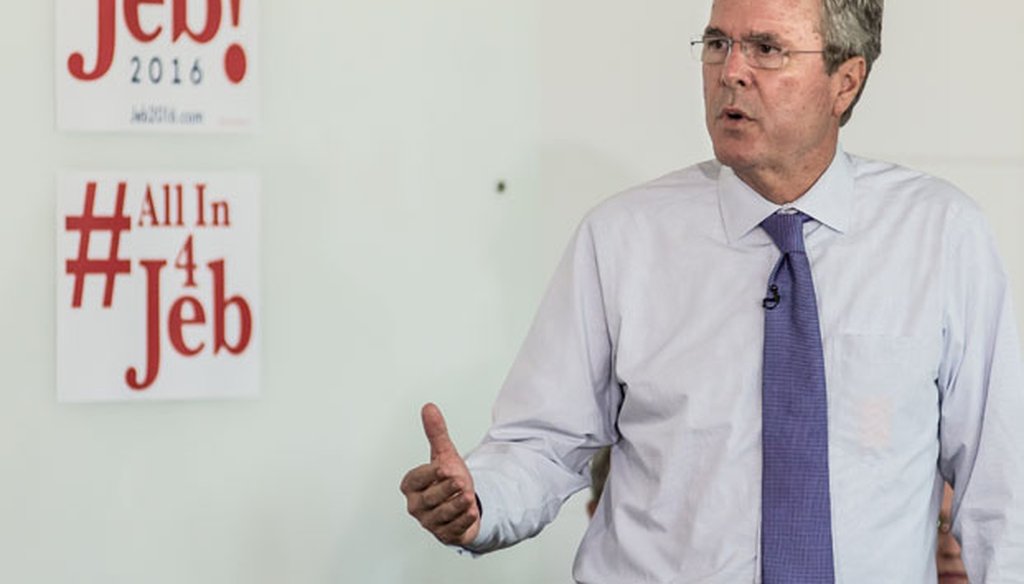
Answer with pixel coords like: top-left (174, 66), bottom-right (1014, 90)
top-left (832, 56), bottom-right (867, 119)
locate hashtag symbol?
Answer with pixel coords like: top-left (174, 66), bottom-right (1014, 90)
top-left (65, 181), bottom-right (132, 308)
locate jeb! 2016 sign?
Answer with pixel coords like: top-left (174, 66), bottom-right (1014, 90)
top-left (55, 0), bottom-right (259, 132)
top-left (57, 172), bottom-right (260, 402)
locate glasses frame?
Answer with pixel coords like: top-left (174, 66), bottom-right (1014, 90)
top-left (690, 35), bottom-right (825, 70)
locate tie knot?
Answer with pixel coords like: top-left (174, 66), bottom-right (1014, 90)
top-left (761, 211), bottom-right (807, 254)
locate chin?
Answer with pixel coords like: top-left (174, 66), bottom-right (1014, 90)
top-left (712, 143), bottom-right (756, 171)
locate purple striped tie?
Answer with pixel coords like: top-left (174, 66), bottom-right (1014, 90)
top-left (760, 211), bottom-right (835, 583)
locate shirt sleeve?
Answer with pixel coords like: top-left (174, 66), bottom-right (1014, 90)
top-left (937, 202), bottom-right (1024, 582)
top-left (462, 218), bottom-right (622, 554)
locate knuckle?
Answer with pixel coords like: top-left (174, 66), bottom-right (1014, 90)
top-left (437, 525), bottom-right (460, 545)
top-left (418, 513), bottom-right (439, 531)
top-left (450, 512), bottom-right (470, 530)
top-left (435, 505), bottom-right (456, 523)
top-left (445, 501), bottom-right (468, 522)
top-left (441, 478), bottom-right (456, 493)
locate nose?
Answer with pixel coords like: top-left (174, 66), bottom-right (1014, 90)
top-left (719, 41), bottom-right (751, 88)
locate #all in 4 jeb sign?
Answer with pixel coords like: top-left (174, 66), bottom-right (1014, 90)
top-left (57, 172), bottom-right (260, 402)
top-left (56, 0), bottom-right (259, 132)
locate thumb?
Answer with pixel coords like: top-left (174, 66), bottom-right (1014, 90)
top-left (421, 403), bottom-right (458, 461)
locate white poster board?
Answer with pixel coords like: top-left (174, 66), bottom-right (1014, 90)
top-left (55, 0), bottom-right (259, 132)
top-left (56, 171), bottom-right (261, 402)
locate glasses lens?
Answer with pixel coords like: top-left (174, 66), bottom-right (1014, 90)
top-left (690, 39), bottom-right (706, 62)
top-left (690, 36), bottom-right (797, 69)
top-left (748, 43), bottom-right (786, 69)
top-left (699, 37), bottom-right (729, 64)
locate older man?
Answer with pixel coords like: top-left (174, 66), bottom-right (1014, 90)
top-left (400, 0), bottom-right (1024, 582)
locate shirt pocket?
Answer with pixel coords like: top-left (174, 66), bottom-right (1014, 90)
top-left (826, 334), bottom-right (940, 464)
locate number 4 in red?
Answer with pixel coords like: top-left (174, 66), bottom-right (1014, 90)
top-left (175, 235), bottom-right (198, 287)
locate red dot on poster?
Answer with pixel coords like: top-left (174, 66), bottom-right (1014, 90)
top-left (225, 44), bottom-right (247, 84)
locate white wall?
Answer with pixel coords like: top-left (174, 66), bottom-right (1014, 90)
top-left (1, 1), bottom-right (1021, 583)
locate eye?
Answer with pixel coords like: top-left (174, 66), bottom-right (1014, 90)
top-left (705, 37), bottom-right (729, 52)
top-left (756, 43), bottom-right (782, 56)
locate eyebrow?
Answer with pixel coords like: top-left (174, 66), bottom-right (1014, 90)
top-left (703, 26), bottom-right (785, 45)
top-left (745, 32), bottom-right (783, 44)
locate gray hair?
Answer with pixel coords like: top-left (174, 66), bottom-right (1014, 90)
top-left (820, 0), bottom-right (884, 126)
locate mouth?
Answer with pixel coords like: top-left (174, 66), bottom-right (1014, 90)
top-left (719, 106), bottom-right (753, 123)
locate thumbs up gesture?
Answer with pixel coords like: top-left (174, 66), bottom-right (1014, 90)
top-left (400, 403), bottom-right (481, 546)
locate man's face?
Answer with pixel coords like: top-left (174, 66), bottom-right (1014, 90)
top-left (703, 0), bottom-right (842, 179)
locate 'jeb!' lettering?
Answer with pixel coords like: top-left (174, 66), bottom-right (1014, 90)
top-left (68, 0), bottom-right (247, 83)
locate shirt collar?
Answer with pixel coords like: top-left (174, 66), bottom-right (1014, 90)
top-left (717, 146), bottom-right (854, 244)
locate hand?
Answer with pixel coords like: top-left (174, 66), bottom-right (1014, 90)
top-left (400, 403), bottom-right (481, 546)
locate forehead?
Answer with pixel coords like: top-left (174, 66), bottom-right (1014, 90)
top-left (708, 0), bottom-right (823, 42)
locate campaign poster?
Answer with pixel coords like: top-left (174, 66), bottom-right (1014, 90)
top-left (56, 172), bottom-right (260, 402)
top-left (55, 0), bottom-right (259, 132)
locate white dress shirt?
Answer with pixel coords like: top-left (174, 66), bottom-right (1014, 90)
top-left (464, 149), bottom-right (1024, 583)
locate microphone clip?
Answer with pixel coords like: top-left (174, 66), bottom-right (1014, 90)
top-left (762, 284), bottom-right (780, 310)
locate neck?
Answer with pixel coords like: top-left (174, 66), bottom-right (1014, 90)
top-left (734, 143), bottom-right (838, 205)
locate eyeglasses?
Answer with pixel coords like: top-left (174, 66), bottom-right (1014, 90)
top-left (690, 35), bottom-right (825, 70)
